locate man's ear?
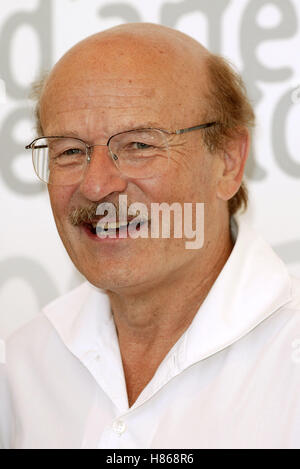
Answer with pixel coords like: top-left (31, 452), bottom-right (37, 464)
top-left (216, 130), bottom-right (250, 201)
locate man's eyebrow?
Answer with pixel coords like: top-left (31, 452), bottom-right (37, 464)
top-left (50, 130), bottom-right (82, 138)
top-left (49, 122), bottom-right (169, 138)
top-left (125, 122), bottom-right (169, 132)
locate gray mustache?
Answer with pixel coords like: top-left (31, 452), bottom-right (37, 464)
top-left (69, 203), bottom-right (142, 226)
top-left (69, 204), bottom-right (100, 226)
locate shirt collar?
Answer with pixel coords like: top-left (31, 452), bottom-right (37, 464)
top-left (179, 213), bottom-right (292, 369)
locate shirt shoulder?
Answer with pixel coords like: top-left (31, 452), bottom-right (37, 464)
top-left (3, 282), bottom-right (99, 449)
top-left (278, 274), bottom-right (300, 346)
top-left (257, 274), bottom-right (300, 343)
top-left (229, 273), bottom-right (300, 380)
top-left (275, 274), bottom-right (300, 336)
top-left (6, 282), bottom-right (92, 358)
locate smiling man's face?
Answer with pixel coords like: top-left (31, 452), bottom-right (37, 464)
top-left (40, 24), bottom-right (229, 293)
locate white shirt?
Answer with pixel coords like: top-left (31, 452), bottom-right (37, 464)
top-left (1, 215), bottom-right (300, 449)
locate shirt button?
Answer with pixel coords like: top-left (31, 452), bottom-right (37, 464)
top-left (112, 419), bottom-right (126, 435)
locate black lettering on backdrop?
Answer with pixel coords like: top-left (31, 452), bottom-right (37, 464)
top-left (241, 0), bottom-right (297, 180)
top-left (0, 0), bottom-right (52, 193)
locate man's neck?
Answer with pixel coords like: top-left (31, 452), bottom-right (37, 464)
top-left (106, 222), bottom-right (234, 407)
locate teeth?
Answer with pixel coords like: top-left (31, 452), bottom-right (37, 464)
top-left (90, 218), bottom-right (149, 230)
top-left (93, 221), bottom-right (128, 230)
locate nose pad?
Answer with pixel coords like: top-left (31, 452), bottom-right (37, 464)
top-left (105, 145), bottom-right (119, 165)
top-left (86, 145), bottom-right (92, 163)
top-left (79, 144), bottom-right (127, 201)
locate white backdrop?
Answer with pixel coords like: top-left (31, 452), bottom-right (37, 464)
top-left (0, 0), bottom-right (300, 340)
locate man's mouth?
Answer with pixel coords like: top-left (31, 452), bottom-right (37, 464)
top-left (82, 218), bottom-right (149, 237)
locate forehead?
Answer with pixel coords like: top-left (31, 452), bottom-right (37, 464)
top-left (41, 80), bottom-right (171, 138)
top-left (40, 35), bottom-right (209, 135)
top-left (47, 77), bottom-right (157, 113)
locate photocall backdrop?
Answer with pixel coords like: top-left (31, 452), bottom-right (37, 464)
top-left (0, 0), bottom-right (300, 340)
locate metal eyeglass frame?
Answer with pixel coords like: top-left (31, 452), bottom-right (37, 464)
top-left (25, 122), bottom-right (217, 159)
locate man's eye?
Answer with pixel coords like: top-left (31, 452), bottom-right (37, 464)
top-left (61, 148), bottom-right (83, 156)
top-left (132, 142), bottom-right (152, 150)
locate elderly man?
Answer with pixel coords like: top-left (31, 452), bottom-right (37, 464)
top-left (0, 23), bottom-right (299, 449)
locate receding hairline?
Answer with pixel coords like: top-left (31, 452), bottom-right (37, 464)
top-left (42, 22), bottom-right (210, 93)
top-left (65, 22), bottom-right (209, 56)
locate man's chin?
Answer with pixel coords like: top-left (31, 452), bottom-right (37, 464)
top-left (74, 255), bottom-right (164, 294)
top-left (82, 271), bottom-right (154, 294)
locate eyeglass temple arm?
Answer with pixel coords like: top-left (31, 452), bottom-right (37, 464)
top-left (175, 122), bottom-right (217, 135)
top-left (25, 144), bottom-right (48, 149)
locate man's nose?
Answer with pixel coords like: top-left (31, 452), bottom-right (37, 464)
top-left (78, 145), bottom-right (128, 201)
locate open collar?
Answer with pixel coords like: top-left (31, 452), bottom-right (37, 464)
top-left (179, 214), bottom-right (292, 368)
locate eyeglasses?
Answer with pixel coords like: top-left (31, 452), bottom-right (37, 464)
top-left (25, 122), bottom-right (216, 185)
